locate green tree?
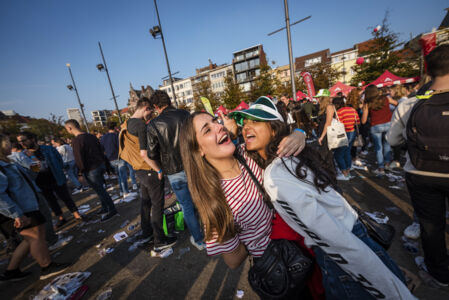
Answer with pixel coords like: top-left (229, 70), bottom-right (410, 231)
top-left (302, 62), bottom-right (344, 91)
top-left (248, 64), bottom-right (279, 101)
top-left (222, 73), bottom-right (247, 110)
top-left (193, 79), bottom-right (220, 112)
top-left (350, 11), bottom-right (419, 86)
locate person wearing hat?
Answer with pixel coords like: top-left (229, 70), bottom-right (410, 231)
top-left (230, 97), bottom-right (412, 299)
top-left (313, 89), bottom-right (338, 176)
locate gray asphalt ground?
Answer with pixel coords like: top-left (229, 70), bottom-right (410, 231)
top-left (1, 151), bottom-right (449, 299)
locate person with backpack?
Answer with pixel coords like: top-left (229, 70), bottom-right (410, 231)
top-left (387, 44), bottom-right (449, 287)
top-left (119, 98), bottom-right (173, 250)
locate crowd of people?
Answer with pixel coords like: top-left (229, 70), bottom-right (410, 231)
top-left (0, 44), bottom-right (447, 299)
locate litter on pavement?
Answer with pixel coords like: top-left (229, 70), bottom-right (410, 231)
top-left (33, 272), bottom-right (91, 300)
top-left (150, 247), bottom-right (173, 258)
top-left (78, 204), bottom-right (90, 214)
top-left (113, 231), bottom-right (128, 242)
top-left (366, 212), bottom-right (389, 224)
top-left (176, 247), bottom-right (190, 259)
top-left (120, 220), bottom-right (130, 228)
top-left (96, 288), bottom-right (112, 300)
top-left (236, 290), bottom-right (244, 298)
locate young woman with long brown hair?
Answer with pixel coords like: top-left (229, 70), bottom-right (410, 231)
top-left (361, 85), bottom-right (397, 175)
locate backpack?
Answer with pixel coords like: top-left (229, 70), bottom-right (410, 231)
top-left (118, 121), bottom-right (152, 171)
top-left (406, 90), bottom-right (449, 173)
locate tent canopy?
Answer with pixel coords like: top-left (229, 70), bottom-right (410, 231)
top-left (329, 81), bottom-right (356, 97)
top-left (365, 70), bottom-right (419, 88)
top-left (229, 101), bottom-right (249, 113)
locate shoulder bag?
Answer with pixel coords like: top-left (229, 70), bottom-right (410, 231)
top-left (234, 153), bottom-right (313, 299)
top-left (327, 106), bottom-right (348, 150)
top-left (352, 110), bottom-right (365, 148)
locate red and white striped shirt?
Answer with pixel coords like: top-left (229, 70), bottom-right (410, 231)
top-left (205, 146), bottom-right (273, 257)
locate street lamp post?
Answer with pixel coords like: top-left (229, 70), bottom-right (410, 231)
top-left (283, 0), bottom-right (296, 101)
top-left (150, 0), bottom-right (178, 108)
top-left (97, 41), bottom-right (122, 124)
top-left (66, 63), bottom-right (90, 133)
top-left (341, 55), bottom-right (346, 84)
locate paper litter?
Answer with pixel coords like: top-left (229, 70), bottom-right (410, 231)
top-left (389, 185), bottom-right (402, 190)
top-left (98, 229), bottom-right (105, 233)
top-left (236, 290), bottom-right (244, 298)
top-left (33, 272), bottom-right (91, 300)
top-left (99, 248), bottom-right (114, 257)
top-left (120, 220), bottom-right (130, 228)
top-left (97, 288), bottom-right (112, 300)
top-left (78, 204), bottom-right (90, 214)
top-left (113, 231), bottom-right (128, 242)
top-left (366, 212), bottom-right (389, 224)
top-left (150, 247), bottom-right (173, 258)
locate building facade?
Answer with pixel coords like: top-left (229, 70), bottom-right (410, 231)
top-left (232, 44), bottom-right (267, 92)
top-left (295, 49), bottom-right (331, 74)
top-left (330, 47), bottom-right (358, 84)
top-left (128, 84), bottom-right (154, 110)
top-left (66, 108), bottom-right (83, 125)
top-left (91, 110), bottom-right (111, 127)
top-left (159, 77), bottom-right (194, 107)
top-left (209, 64), bottom-right (233, 97)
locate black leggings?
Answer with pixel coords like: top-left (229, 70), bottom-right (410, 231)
top-left (39, 183), bottom-right (78, 217)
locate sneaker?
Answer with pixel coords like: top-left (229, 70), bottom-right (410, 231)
top-left (336, 173), bottom-right (350, 181)
top-left (404, 222), bottom-right (420, 240)
top-left (107, 186), bottom-right (115, 191)
top-left (40, 262), bottom-right (71, 280)
top-left (361, 150), bottom-right (369, 156)
top-left (72, 188), bottom-right (83, 195)
top-left (55, 218), bottom-right (67, 229)
top-left (190, 236), bottom-right (206, 251)
top-left (415, 257), bottom-right (449, 288)
top-left (390, 161), bottom-right (401, 169)
top-left (0, 269), bottom-right (31, 282)
top-left (373, 169), bottom-right (385, 176)
top-left (153, 236), bottom-right (177, 252)
top-left (48, 235), bottom-right (73, 251)
top-left (100, 211), bottom-right (118, 222)
top-left (132, 184), bottom-right (138, 190)
top-left (353, 159), bottom-right (364, 167)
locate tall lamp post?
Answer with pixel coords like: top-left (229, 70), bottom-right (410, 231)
top-left (96, 41), bottom-right (122, 124)
top-left (268, 2), bottom-right (311, 101)
top-left (341, 55), bottom-right (346, 84)
top-left (66, 63), bottom-right (90, 133)
top-left (149, 0), bottom-right (178, 108)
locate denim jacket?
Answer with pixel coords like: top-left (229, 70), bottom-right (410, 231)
top-left (0, 160), bottom-right (39, 219)
top-left (38, 145), bottom-right (66, 186)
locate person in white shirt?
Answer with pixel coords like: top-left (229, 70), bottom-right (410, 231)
top-left (228, 97), bottom-right (414, 300)
top-left (52, 139), bottom-right (83, 194)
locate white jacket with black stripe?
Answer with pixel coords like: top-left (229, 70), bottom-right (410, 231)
top-left (264, 157), bottom-right (415, 300)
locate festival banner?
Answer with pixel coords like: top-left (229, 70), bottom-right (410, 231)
top-left (200, 97), bottom-right (214, 115)
top-left (301, 72), bottom-right (316, 98)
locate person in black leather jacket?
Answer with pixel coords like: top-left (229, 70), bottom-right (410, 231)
top-left (147, 90), bottom-right (205, 250)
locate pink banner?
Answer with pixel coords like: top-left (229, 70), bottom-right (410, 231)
top-left (301, 72), bottom-right (316, 98)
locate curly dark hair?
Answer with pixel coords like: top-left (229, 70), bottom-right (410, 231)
top-left (246, 120), bottom-right (336, 193)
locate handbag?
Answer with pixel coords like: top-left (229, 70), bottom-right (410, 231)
top-left (352, 111), bottom-right (364, 148)
top-left (233, 153), bottom-right (313, 299)
top-left (327, 107), bottom-right (348, 150)
top-left (248, 239), bottom-right (313, 299)
top-left (353, 207), bottom-right (395, 250)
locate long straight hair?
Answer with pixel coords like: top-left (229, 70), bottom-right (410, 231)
top-left (365, 85), bottom-right (387, 111)
top-left (179, 112), bottom-right (237, 243)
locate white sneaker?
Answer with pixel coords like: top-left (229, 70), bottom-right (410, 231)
top-left (336, 174), bottom-right (350, 181)
top-left (404, 222), bottom-right (420, 239)
top-left (415, 256), bottom-right (449, 288)
top-left (132, 184), bottom-right (138, 190)
top-left (373, 169), bottom-right (385, 176)
top-left (361, 150), bottom-right (369, 156)
top-left (71, 188), bottom-right (82, 195)
top-left (48, 235), bottom-right (73, 251)
top-left (190, 236), bottom-right (206, 251)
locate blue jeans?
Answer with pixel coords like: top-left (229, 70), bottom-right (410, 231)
top-left (167, 171), bottom-right (204, 243)
top-left (110, 160), bottom-right (129, 194)
top-left (84, 163), bottom-right (116, 213)
top-left (333, 131), bottom-right (356, 171)
top-left (64, 160), bottom-right (82, 189)
top-left (314, 220), bottom-right (406, 299)
top-left (370, 122), bottom-right (392, 169)
top-left (125, 161), bottom-right (137, 185)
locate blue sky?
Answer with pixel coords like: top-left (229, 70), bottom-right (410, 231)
top-left (0, 0), bottom-right (446, 120)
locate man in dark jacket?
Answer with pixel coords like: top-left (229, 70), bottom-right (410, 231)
top-left (64, 119), bottom-right (117, 222)
top-left (147, 90), bottom-right (205, 250)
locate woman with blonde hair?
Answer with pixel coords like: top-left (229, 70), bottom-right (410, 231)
top-left (361, 85), bottom-right (397, 175)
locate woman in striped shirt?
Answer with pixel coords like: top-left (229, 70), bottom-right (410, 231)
top-left (333, 97), bottom-right (360, 179)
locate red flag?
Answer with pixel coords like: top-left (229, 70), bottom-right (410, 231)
top-left (419, 33), bottom-right (436, 56)
top-left (301, 72), bottom-right (316, 98)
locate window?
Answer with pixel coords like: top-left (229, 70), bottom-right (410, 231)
top-left (248, 58), bottom-right (259, 69)
top-left (235, 54), bottom-right (245, 61)
top-left (235, 62), bottom-right (248, 72)
top-left (304, 57), bottom-right (321, 67)
top-left (255, 69), bottom-right (260, 77)
top-left (241, 82), bottom-right (251, 92)
top-left (236, 72), bottom-right (247, 82)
